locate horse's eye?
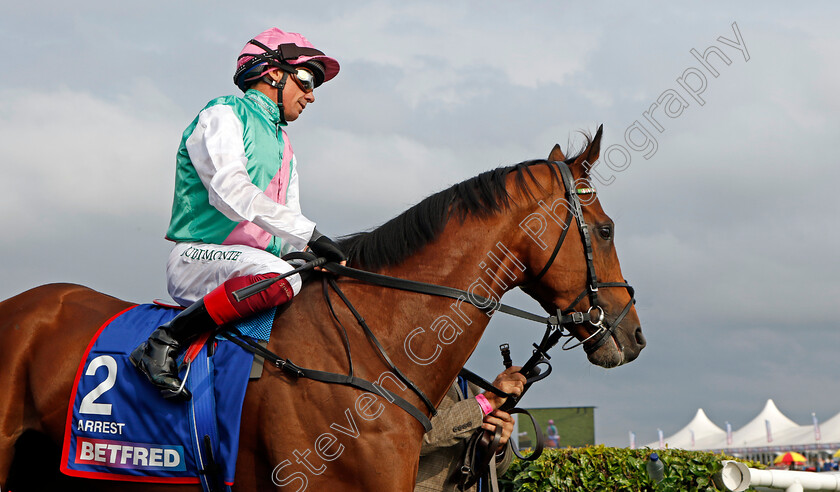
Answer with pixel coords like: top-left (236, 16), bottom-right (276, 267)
top-left (598, 225), bottom-right (612, 240)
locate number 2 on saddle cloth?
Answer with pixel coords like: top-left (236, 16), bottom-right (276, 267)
top-left (61, 303), bottom-right (270, 490)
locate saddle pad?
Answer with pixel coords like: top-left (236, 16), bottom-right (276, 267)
top-left (60, 304), bottom-right (267, 484)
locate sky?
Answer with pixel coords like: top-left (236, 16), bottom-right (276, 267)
top-left (1, 1), bottom-right (838, 448)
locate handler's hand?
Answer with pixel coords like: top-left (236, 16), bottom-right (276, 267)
top-left (481, 366), bottom-right (526, 410)
top-left (481, 409), bottom-right (515, 446)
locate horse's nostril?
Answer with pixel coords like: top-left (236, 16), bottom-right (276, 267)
top-left (634, 327), bottom-right (646, 347)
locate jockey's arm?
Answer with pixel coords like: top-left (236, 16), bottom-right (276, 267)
top-left (186, 105), bottom-right (316, 250)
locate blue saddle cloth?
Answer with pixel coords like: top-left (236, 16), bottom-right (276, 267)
top-left (60, 303), bottom-right (273, 487)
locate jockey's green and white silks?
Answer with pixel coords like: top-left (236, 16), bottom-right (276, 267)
top-left (166, 89), bottom-right (315, 258)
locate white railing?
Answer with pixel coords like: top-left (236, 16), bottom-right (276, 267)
top-left (720, 460), bottom-right (840, 492)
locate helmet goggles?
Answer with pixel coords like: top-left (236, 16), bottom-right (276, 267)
top-left (291, 67), bottom-right (316, 93)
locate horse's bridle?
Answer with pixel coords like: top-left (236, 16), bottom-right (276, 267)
top-left (524, 160), bottom-right (636, 355)
top-left (452, 160), bottom-right (639, 475)
top-left (225, 160), bottom-right (636, 436)
top-left (311, 161), bottom-right (636, 356)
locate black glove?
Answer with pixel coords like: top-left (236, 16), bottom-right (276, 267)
top-left (307, 228), bottom-right (347, 263)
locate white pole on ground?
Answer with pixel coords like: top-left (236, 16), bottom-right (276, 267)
top-left (719, 461), bottom-right (840, 492)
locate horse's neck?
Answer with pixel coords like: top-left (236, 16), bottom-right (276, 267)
top-left (373, 216), bottom-right (526, 408)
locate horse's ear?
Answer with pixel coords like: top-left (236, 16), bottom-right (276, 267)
top-left (548, 144), bottom-right (567, 162)
top-left (572, 124), bottom-right (604, 172)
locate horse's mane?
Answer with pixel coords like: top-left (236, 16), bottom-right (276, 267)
top-left (340, 144), bottom-right (587, 270)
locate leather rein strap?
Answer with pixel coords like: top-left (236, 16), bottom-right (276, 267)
top-left (323, 263), bottom-right (563, 325)
top-left (221, 160), bottom-right (636, 439)
top-left (218, 326), bottom-right (434, 432)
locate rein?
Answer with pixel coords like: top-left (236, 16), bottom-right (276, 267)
top-left (220, 260), bottom-right (573, 434)
top-left (224, 160), bottom-right (636, 467)
top-left (319, 161), bottom-right (635, 401)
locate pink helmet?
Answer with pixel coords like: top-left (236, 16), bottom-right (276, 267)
top-left (234, 28), bottom-right (340, 92)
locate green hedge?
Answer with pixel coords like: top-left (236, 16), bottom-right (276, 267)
top-left (500, 445), bottom-right (764, 492)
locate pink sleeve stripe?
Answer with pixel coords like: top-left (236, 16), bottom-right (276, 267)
top-left (222, 130), bottom-right (294, 250)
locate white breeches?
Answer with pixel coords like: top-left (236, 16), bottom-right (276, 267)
top-left (166, 242), bottom-right (301, 306)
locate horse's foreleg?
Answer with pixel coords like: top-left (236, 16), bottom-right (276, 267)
top-left (0, 375), bottom-right (25, 486)
top-left (0, 284), bottom-right (132, 487)
top-left (0, 301), bottom-right (40, 485)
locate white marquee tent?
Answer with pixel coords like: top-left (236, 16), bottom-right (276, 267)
top-left (787, 411), bottom-right (840, 447)
top-left (646, 408), bottom-right (725, 450)
top-left (731, 399), bottom-right (801, 449)
top-left (643, 399), bottom-right (840, 463)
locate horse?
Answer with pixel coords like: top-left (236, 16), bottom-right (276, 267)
top-left (0, 126), bottom-right (645, 491)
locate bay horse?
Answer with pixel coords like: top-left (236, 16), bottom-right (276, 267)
top-left (0, 126), bottom-right (645, 491)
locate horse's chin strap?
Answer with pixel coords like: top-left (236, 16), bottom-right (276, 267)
top-left (557, 281), bottom-right (635, 355)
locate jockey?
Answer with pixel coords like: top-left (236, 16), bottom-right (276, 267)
top-left (131, 27), bottom-right (346, 401)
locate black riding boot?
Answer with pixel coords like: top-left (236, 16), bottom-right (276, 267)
top-left (129, 299), bottom-right (216, 401)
